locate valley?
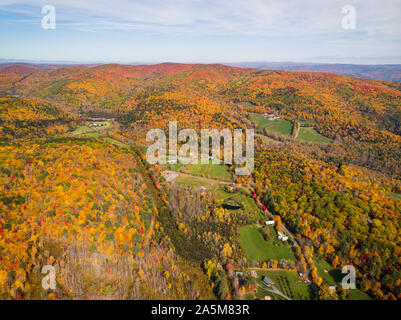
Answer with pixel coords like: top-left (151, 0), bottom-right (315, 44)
top-left (0, 63), bottom-right (400, 301)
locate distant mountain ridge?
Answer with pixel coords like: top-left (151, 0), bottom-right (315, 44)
top-left (2, 59), bottom-right (401, 82)
top-left (226, 62), bottom-right (401, 82)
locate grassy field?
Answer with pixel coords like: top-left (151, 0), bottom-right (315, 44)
top-left (102, 136), bottom-right (129, 148)
top-left (167, 159), bottom-right (232, 182)
top-left (174, 175), bottom-right (220, 190)
top-left (85, 132), bottom-right (101, 138)
top-left (254, 270), bottom-right (312, 300)
top-left (213, 189), bottom-right (260, 214)
top-left (167, 162), bottom-right (186, 171)
top-left (256, 134), bottom-right (280, 144)
top-left (70, 124), bottom-right (130, 149)
top-left (71, 125), bottom-right (94, 135)
top-left (388, 192), bottom-right (401, 201)
top-left (296, 127), bottom-right (333, 144)
top-left (240, 101), bottom-right (257, 108)
top-left (238, 225), bottom-right (295, 262)
top-left (314, 255), bottom-right (338, 285)
top-left (314, 255), bottom-right (371, 300)
top-left (254, 289), bottom-right (284, 300)
top-left (250, 113), bottom-right (293, 137)
top-left (184, 162), bottom-right (233, 181)
top-left (347, 289), bottom-right (371, 300)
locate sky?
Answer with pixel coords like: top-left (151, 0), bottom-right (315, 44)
top-left (0, 0), bottom-right (400, 64)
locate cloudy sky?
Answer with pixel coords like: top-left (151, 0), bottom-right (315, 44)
top-left (0, 0), bottom-right (400, 63)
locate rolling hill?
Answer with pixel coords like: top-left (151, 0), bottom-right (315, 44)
top-left (1, 63), bottom-right (401, 300)
top-left (228, 62), bottom-right (401, 82)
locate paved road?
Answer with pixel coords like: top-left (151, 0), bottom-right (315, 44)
top-left (165, 171), bottom-right (179, 182)
top-left (280, 223), bottom-right (300, 247)
top-left (256, 283), bottom-right (292, 300)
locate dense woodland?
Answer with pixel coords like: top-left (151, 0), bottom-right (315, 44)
top-left (0, 63), bottom-right (400, 299)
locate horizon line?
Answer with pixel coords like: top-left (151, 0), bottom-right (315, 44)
top-left (1, 58), bottom-right (401, 67)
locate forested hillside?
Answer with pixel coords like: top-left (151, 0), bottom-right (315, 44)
top-left (0, 63), bottom-right (400, 300)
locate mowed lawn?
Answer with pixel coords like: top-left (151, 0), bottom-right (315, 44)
top-left (250, 113), bottom-right (293, 137)
top-left (296, 127), bottom-right (333, 144)
top-left (314, 255), bottom-right (371, 300)
top-left (256, 134), bottom-right (280, 145)
top-left (254, 270), bottom-right (312, 300)
top-left (213, 188), bottom-right (260, 214)
top-left (348, 289), bottom-right (371, 300)
top-left (314, 255), bottom-right (338, 285)
top-left (102, 136), bottom-right (129, 148)
top-left (174, 175), bottom-right (219, 190)
top-left (388, 192), bottom-right (401, 201)
top-left (71, 125), bottom-right (94, 135)
top-left (185, 161), bottom-right (232, 182)
top-left (238, 226), bottom-right (295, 262)
top-left (240, 101), bottom-right (257, 108)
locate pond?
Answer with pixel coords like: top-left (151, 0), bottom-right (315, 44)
top-left (222, 202), bottom-right (242, 210)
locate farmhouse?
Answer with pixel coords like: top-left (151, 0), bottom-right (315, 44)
top-left (329, 285), bottom-right (338, 292)
top-left (89, 122), bottom-right (103, 127)
top-left (264, 113), bottom-right (280, 121)
top-left (262, 276), bottom-right (274, 287)
top-left (277, 232), bottom-right (288, 241)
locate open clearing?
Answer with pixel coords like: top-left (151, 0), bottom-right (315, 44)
top-left (314, 254), bottom-right (371, 300)
top-left (213, 188), bottom-right (259, 214)
top-left (314, 255), bottom-right (339, 285)
top-left (250, 113), bottom-right (293, 137)
top-left (254, 269), bottom-right (312, 300)
top-left (256, 134), bottom-right (281, 145)
top-left (250, 114), bottom-right (332, 144)
top-left (173, 174), bottom-right (220, 190)
top-left (238, 225), bottom-right (295, 263)
top-left (169, 161), bottom-right (233, 182)
top-left (296, 127), bottom-right (333, 144)
top-left (388, 192), bottom-right (401, 201)
top-left (239, 101), bottom-right (257, 108)
top-left (71, 125), bottom-right (94, 135)
top-left (186, 162), bottom-right (232, 181)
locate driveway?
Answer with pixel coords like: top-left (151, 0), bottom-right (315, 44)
top-left (257, 283), bottom-right (292, 300)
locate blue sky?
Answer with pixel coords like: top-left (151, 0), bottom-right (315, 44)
top-left (0, 0), bottom-right (400, 64)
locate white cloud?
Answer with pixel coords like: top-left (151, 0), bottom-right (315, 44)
top-left (0, 0), bottom-right (400, 37)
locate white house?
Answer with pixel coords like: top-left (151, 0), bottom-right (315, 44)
top-left (264, 113), bottom-right (280, 121)
top-left (265, 220), bottom-right (275, 226)
top-left (277, 232), bottom-right (288, 241)
top-left (329, 285), bottom-right (337, 293)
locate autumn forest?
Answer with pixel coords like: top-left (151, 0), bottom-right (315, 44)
top-left (0, 62), bottom-right (400, 300)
